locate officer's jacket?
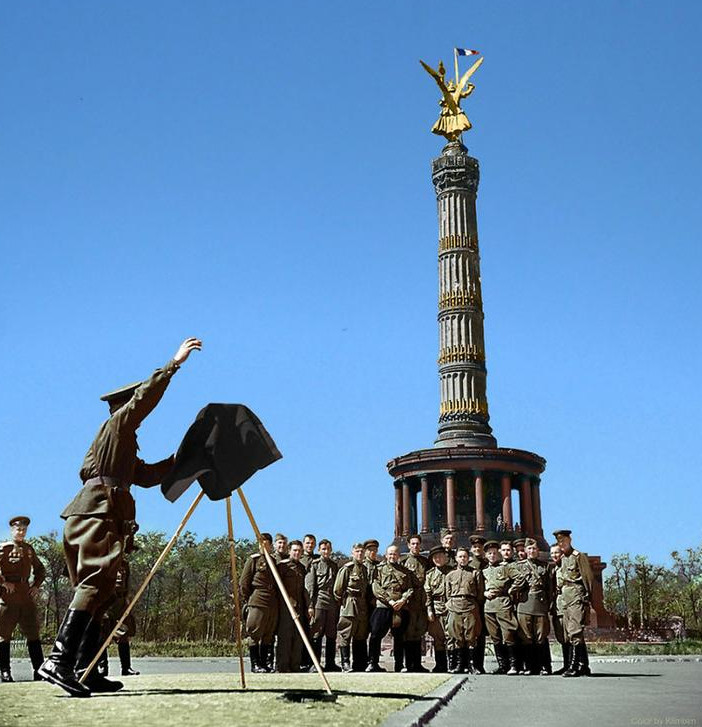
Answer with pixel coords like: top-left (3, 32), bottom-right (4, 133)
top-left (483, 560), bottom-right (520, 614)
top-left (444, 565), bottom-right (484, 613)
top-left (401, 553), bottom-right (430, 585)
top-left (62, 360), bottom-right (179, 522)
top-left (371, 562), bottom-right (414, 609)
top-left (549, 562), bottom-right (564, 616)
top-left (0, 541), bottom-right (45, 605)
top-left (559, 550), bottom-right (594, 607)
top-left (278, 558), bottom-right (309, 612)
top-left (515, 558), bottom-right (551, 616)
top-left (424, 565), bottom-right (453, 618)
top-left (240, 553), bottom-right (279, 609)
top-left (300, 553), bottom-right (320, 572)
top-left (333, 561), bottom-right (369, 617)
top-left (305, 557), bottom-right (339, 610)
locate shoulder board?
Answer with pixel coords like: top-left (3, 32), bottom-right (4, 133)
top-left (572, 549), bottom-right (580, 556)
top-left (0, 542), bottom-right (13, 549)
top-left (279, 558), bottom-right (291, 564)
top-left (342, 561), bottom-right (355, 568)
top-left (251, 553), bottom-right (261, 559)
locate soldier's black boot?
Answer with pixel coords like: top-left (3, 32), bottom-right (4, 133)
top-left (27, 639), bottom-right (45, 681)
top-left (340, 645), bottom-right (352, 672)
top-left (324, 638), bottom-right (342, 672)
top-left (506, 645), bottom-right (519, 675)
top-left (38, 609), bottom-right (92, 697)
top-left (473, 636), bottom-right (486, 674)
top-left (409, 640), bottom-right (429, 673)
top-left (249, 644), bottom-right (262, 673)
top-left (581, 642), bottom-right (591, 676)
top-left (539, 641), bottom-right (552, 675)
top-left (97, 647), bottom-right (109, 677)
top-left (453, 647), bottom-right (465, 674)
top-left (118, 642), bottom-right (139, 675)
top-left (447, 648), bottom-right (458, 673)
top-left (0, 641), bottom-right (13, 682)
top-left (75, 618), bottom-right (123, 693)
top-left (394, 639), bottom-right (405, 672)
top-left (553, 642), bottom-right (569, 675)
top-left (491, 643), bottom-right (507, 674)
top-left (433, 649), bottom-right (448, 673)
top-left (562, 641), bottom-right (581, 677)
top-left (351, 639), bottom-right (368, 672)
top-left (463, 647), bottom-right (476, 674)
top-left (365, 636), bottom-right (385, 672)
top-left (259, 643), bottom-right (274, 673)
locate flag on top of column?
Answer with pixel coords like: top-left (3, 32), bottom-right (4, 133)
top-left (456, 48), bottom-right (480, 56)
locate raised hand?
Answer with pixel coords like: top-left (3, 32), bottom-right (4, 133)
top-left (173, 337), bottom-right (202, 365)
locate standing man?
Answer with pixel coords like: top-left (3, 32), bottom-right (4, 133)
top-left (0, 516), bottom-right (45, 682)
top-left (549, 543), bottom-right (568, 674)
top-left (276, 540), bottom-right (309, 672)
top-left (513, 538), bottom-right (527, 562)
top-left (305, 539), bottom-right (340, 671)
top-left (273, 534), bottom-right (289, 564)
top-left (424, 546), bottom-right (453, 673)
top-left (39, 337), bottom-right (202, 698)
top-left (554, 529), bottom-right (594, 677)
top-left (444, 547), bottom-right (484, 674)
top-left (401, 534), bottom-right (430, 672)
top-left (367, 545), bottom-right (414, 673)
top-left (468, 534), bottom-right (488, 674)
top-left (441, 530), bottom-right (457, 568)
top-left (300, 534), bottom-right (319, 571)
top-left (483, 540), bottom-right (521, 675)
top-left (240, 532), bottom-right (279, 673)
top-left (333, 543), bottom-right (370, 672)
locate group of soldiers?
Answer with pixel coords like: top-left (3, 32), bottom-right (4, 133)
top-left (239, 526), bottom-right (595, 678)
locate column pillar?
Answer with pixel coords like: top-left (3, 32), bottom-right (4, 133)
top-left (445, 471), bottom-right (456, 532)
top-left (394, 482), bottom-right (402, 536)
top-left (531, 480), bottom-right (543, 537)
top-left (519, 476), bottom-right (535, 536)
top-left (501, 473), bottom-right (513, 531)
top-left (474, 471), bottom-right (485, 532)
top-left (402, 479), bottom-right (411, 537)
top-left (420, 474), bottom-right (430, 534)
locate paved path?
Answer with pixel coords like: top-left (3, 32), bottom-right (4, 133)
top-left (425, 661), bottom-right (702, 727)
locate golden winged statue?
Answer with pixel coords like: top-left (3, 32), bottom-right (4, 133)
top-left (420, 56), bottom-right (483, 141)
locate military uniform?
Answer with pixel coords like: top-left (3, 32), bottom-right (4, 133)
top-left (300, 552), bottom-right (320, 571)
top-left (368, 560), bottom-right (414, 672)
top-left (549, 560), bottom-right (569, 673)
top-left (401, 551), bottom-right (430, 672)
top-left (514, 555), bottom-right (551, 674)
top-left (275, 558), bottom-right (309, 672)
top-left (240, 552), bottom-right (279, 672)
top-left (444, 563), bottom-right (484, 673)
top-left (100, 558), bottom-right (138, 676)
top-left (305, 556), bottom-right (340, 670)
top-left (0, 522), bottom-right (45, 681)
top-left (424, 555), bottom-right (454, 673)
top-left (468, 534), bottom-right (489, 674)
top-left (333, 559), bottom-right (370, 671)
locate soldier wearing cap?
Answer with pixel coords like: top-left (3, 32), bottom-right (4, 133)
top-left (483, 540), bottom-right (521, 675)
top-left (276, 540), bottom-right (309, 672)
top-left (305, 538), bottom-right (340, 671)
top-left (499, 538), bottom-right (526, 673)
top-left (513, 538), bottom-right (551, 674)
top-left (367, 545), bottom-right (414, 673)
top-left (424, 545), bottom-right (453, 672)
top-left (549, 542), bottom-right (569, 674)
top-left (400, 534), bottom-right (430, 672)
top-left (333, 542), bottom-right (370, 671)
top-left (0, 516), bottom-right (45, 682)
top-left (440, 529), bottom-right (457, 568)
top-left (468, 534), bottom-right (488, 674)
top-left (240, 532), bottom-right (279, 673)
top-left (39, 337), bottom-right (201, 698)
top-left (273, 533), bottom-right (289, 564)
top-left (553, 529), bottom-right (594, 677)
top-left (512, 538), bottom-right (528, 562)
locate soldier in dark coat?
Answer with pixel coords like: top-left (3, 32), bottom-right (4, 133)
top-left (275, 540), bottom-right (309, 672)
top-left (333, 543), bottom-right (370, 671)
top-left (39, 337), bottom-right (202, 698)
top-left (0, 516), bottom-right (45, 682)
top-left (305, 538), bottom-right (340, 671)
top-left (400, 534), bottom-right (430, 672)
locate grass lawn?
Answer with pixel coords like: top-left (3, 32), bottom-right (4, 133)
top-left (0, 672), bottom-right (450, 727)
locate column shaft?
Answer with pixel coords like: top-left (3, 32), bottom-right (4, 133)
top-left (420, 475), bottom-right (430, 534)
top-left (445, 472), bottom-right (456, 532)
top-left (519, 476), bottom-right (535, 536)
top-left (474, 472), bottom-right (485, 532)
top-left (394, 483), bottom-right (402, 536)
top-left (402, 480), bottom-right (411, 537)
top-left (501, 473), bottom-right (513, 531)
top-left (532, 481), bottom-right (543, 537)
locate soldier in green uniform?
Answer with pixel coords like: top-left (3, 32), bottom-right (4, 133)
top-left (300, 534), bottom-right (319, 571)
top-left (0, 516), bottom-right (45, 682)
top-left (554, 529), bottom-right (594, 677)
top-left (501, 538), bottom-right (527, 672)
top-left (240, 532), bottom-right (279, 673)
top-left (444, 547), bottom-right (484, 674)
top-left (483, 540), bottom-right (521, 675)
top-left (512, 538), bottom-right (527, 562)
top-left (276, 540), bottom-right (309, 672)
top-left (367, 545), bottom-right (414, 673)
top-left (273, 533), bottom-right (289, 564)
top-left (514, 538), bottom-right (551, 675)
top-left (424, 545), bottom-right (453, 673)
top-left (333, 543), bottom-right (370, 672)
top-left (305, 538), bottom-right (340, 671)
top-left (549, 543), bottom-right (569, 674)
top-left (400, 534), bottom-right (430, 672)
top-left (468, 534), bottom-right (488, 674)
top-left (441, 529), bottom-right (457, 568)
top-left (39, 337), bottom-right (202, 698)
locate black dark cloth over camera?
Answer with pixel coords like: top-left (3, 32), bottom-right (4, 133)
top-left (161, 403), bottom-right (282, 502)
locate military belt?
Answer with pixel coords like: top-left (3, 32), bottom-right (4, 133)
top-left (4, 575), bottom-right (28, 583)
top-left (84, 476), bottom-right (130, 490)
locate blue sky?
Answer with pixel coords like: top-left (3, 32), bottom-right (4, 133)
top-left (1, 2), bottom-right (700, 568)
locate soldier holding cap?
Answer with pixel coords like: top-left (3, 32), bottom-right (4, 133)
top-left (240, 532), bottom-right (279, 673)
top-left (553, 529), bottom-right (594, 677)
top-left (333, 542), bottom-right (370, 671)
top-left (424, 545), bottom-right (453, 672)
top-left (40, 338), bottom-right (202, 698)
top-left (0, 516), bottom-right (45, 682)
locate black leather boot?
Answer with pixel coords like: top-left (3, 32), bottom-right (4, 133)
top-left (432, 649), bottom-right (448, 673)
top-left (491, 643), bottom-right (507, 674)
top-left (581, 642), bottom-right (591, 675)
top-left (394, 638), bottom-right (405, 672)
top-left (340, 645), bottom-right (351, 672)
top-left (562, 641), bottom-right (581, 677)
top-left (249, 644), bottom-right (264, 673)
top-left (365, 636), bottom-right (385, 672)
top-left (463, 647), bottom-right (476, 674)
top-left (539, 641), bottom-right (552, 675)
top-left (27, 639), bottom-right (44, 681)
top-left (324, 638), bottom-right (341, 671)
top-left (118, 642), bottom-right (139, 675)
top-left (351, 639), bottom-right (368, 672)
top-left (473, 635), bottom-right (486, 674)
top-left (259, 643), bottom-right (274, 672)
top-left (506, 645), bottom-right (519, 675)
top-left (553, 642), bottom-right (569, 675)
top-left (407, 640), bottom-right (429, 672)
top-left (0, 642), bottom-right (12, 682)
top-left (75, 619), bottom-right (123, 693)
top-left (38, 609), bottom-right (92, 697)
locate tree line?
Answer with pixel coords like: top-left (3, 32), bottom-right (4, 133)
top-left (26, 532), bottom-right (702, 642)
